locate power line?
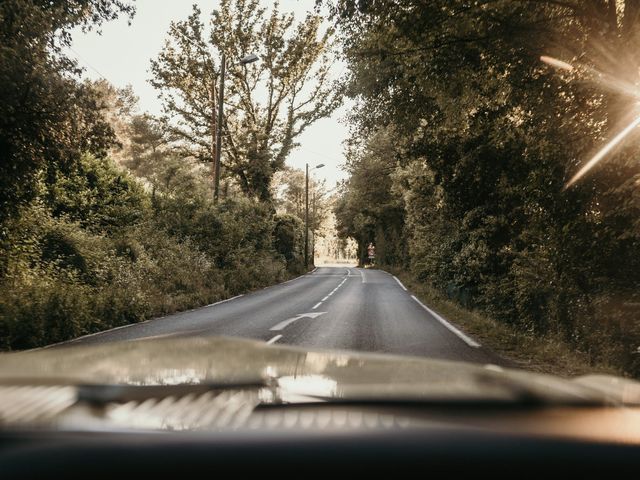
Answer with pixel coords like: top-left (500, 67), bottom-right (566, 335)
top-left (68, 46), bottom-right (109, 81)
top-left (304, 148), bottom-right (345, 165)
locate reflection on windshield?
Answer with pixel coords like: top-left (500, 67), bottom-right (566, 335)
top-left (124, 369), bottom-right (204, 386)
top-left (278, 375), bottom-right (339, 399)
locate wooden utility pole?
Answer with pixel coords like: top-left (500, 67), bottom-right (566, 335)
top-left (211, 71), bottom-right (217, 200)
top-left (214, 53), bottom-right (226, 203)
top-left (305, 163), bottom-right (309, 269)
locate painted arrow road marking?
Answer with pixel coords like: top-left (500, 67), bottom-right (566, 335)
top-left (270, 312), bottom-right (327, 331)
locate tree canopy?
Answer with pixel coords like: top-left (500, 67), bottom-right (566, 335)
top-left (150, 0), bottom-right (341, 200)
top-left (0, 0), bottom-right (135, 223)
top-left (333, 0), bottom-right (640, 373)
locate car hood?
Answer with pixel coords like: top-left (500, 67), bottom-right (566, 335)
top-left (0, 335), bottom-right (639, 406)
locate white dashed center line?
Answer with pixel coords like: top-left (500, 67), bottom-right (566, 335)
top-left (310, 277), bottom-right (348, 311)
top-left (266, 270), bottom-right (352, 341)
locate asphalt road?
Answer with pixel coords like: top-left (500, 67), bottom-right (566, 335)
top-left (51, 266), bottom-right (504, 364)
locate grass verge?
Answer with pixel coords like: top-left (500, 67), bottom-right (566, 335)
top-left (386, 267), bottom-right (623, 378)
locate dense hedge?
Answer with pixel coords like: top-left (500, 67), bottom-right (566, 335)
top-left (0, 155), bottom-right (303, 350)
top-left (333, 1), bottom-right (640, 377)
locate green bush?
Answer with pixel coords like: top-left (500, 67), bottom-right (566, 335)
top-left (0, 269), bottom-right (92, 349)
top-left (48, 153), bottom-right (149, 232)
top-left (273, 213), bottom-right (305, 274)
top-left (0, 154), bottom-right (302, 351)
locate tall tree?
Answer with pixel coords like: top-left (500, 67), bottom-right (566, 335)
top-left (150, 0), bottom-right (341, 201)
top-left (0, 0), bottom-right (135, 223)
top-left (333, 0), bottom-right (640, 349)
top-left (274, 166), bottom-right (328, 231)
top-left (335, 125), bottom-right (405, 266)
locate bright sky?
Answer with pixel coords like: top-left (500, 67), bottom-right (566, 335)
top-left (68, 0), bottom-right (350, 187)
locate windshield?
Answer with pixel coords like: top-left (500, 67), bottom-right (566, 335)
top-left (1, 0), bottom-right (639, 403)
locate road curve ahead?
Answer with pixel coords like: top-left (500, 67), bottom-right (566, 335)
top-left (51, 266), bottom-right (504, 365)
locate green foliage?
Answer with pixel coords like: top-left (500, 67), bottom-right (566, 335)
top-left (150, 0), bottom-right (341, 200)
top-left (334, 126), bottom-right (406, 266)
top-left (0, 0), bottom-right (134, 223)
top-left (274, 213), bottom-right (306, 274)
top-left (0, 1), bottom-right (308, 352)
top-left (334, 0), bottom-right (640, 376)
top-left (0, 153), bottom-right (298, 350)
top-left (273, 167), bottom-right (329, 232)
top-left (47, 154), bottom-right (149, 232)
top-left (222, 247), bottom-right (287, 295)
top-left (0, 272), bottom-right (92, 350)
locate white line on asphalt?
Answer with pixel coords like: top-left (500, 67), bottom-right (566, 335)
top-left (36, 321), bottom-right (144, 350)
top-left (325, 279), bottom-right (346, 298)
top-left (310, 276), bottom-right (349, 311)
top-left (270, 312), bottom-right (327, 331)
top-left (303, 274), bottom-right (360, 277)
top-left (283, 274), bottom-right (305, 283)
top-left (410, 295), bottom-right (481, 348)
top-left (361, 269), bottom-right (366, 283)
top-left (32, 293), bottom-right (248, 351)
top-left (284, 270), bottom-right (316, 282)
top-left (393, 276), bottom-right (407, 291)
top-left (271, 318), bottom-right (299, 331)
top-left (266, 335), bottom-right (282, 345)
top-left (205, 294), bottom-right (244, 307)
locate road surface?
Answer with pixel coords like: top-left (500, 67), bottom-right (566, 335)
top-left (51, 266), bottom-right (504, 364)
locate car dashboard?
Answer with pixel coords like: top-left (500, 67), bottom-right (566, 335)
top-left (1, 382), bottom-right (640, 474)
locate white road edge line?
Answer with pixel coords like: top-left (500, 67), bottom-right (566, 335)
top-left (411, 295), bottom-right (481, 348)
top-left (36, 320), bottom-right (148, 351)
top-left (312, 302), bottom-right (323, 310)
top-left (30, 293), bottom-right (247, 352)
top-left (205, 294), bottom-right (244, 307)
top-left (284, 271), bottom-right (314, 283)
top-left (322, 296), bottom-right (329, 301)
top-left (266, 335), bottom-right (282, 345)
top-left (393, 276), bottom-right (407, 291)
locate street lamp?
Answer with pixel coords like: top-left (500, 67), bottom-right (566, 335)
top-left (305, 163), bottom-right (324, 269)
top-left (239, 53), bottom-right (259, 65)
top-left (214, 52), bottom-right (260, 203)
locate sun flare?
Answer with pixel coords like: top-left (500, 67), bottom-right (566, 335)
top-left (541, 55), bottom-right (640, 188)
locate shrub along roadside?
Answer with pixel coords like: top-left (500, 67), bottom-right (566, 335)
top-left (387, 267), bottom-right (625, 379)
top-left (0, 155), bottom-right (307, 351)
